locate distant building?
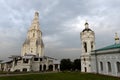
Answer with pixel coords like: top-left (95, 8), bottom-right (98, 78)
top-left (80, 21), bottom-right (120, 77)
top-left (0, 12), bottom-right (60, 72)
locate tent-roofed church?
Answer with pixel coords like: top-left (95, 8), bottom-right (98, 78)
top-left (0, 11), bottom-right (60, 72)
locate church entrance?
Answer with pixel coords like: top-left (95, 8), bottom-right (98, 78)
top-left (43, 65), bottom-right (46, 71)
top-left (84, 67), bottom-right (87, 72)
top-left (23, 68), bottom-right (27, 72)
top-left (39, 65), bottom-right (42, 71)
top-left (48, 65), bottom-right (53, 71)
top-left (55, 64), bottom-right (58, 71)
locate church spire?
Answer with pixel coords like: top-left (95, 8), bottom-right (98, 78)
top-left (22, 11), bottom-right (44, 57)
top-left (34, 11), bottom-right (39, 21)
top-left (29, 11), bottom-right (40, 31)
top-left (32, 11), bottom-right (39, 24)
top-left (85, 21), bottom-right (89, 29)
top-left (115, 33), bottom-right (120, 44)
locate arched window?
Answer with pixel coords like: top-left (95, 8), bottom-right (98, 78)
top-left (31, 48), bottom-right (33, 53)
top-left (84, 42), bottom-right (87, 52)
top-left (84, 67), bottom-right (87, 72)
top-left (107, 62), bottom-right (112, 72)
top-left (39, 65), bottom-right (42, 71)
top-left (91, 42), bottom-right (93, 50)
top-left (37, 53), bottom-right (39, 56)
top-left (48, 65), bottom-right (53, 71)
top-left (43, 65), bottom-right (46, 71)
top-left (116, 62), bottom-right (120, 72)
top-left (33, 33), bottom-right (35, 37)
top-left (84, 58), bottom-right (86, 61)
top-left (100, 62), bottom-right (103, 71)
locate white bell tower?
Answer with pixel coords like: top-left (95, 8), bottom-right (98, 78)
top-left (80, 21), bottom-right (95, 72)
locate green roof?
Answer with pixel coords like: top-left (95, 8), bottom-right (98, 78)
top-left (95, 43), bottom-right (120, 51)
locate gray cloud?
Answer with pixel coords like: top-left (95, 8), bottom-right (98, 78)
top-left (0, 0), bottom-right (120, 60)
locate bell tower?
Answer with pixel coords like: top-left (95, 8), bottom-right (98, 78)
top-left (21, 11), bottom-right (44, 57)
top-left (80, 21), bottom-right (95, 72)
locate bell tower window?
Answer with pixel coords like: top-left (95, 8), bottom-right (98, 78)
top-left (25, 53), bottom-right (27, 55)
top-left (84, 42), bottom-right (87, 52)
top-left (91, 42), bottom-right (93, 50)
top-left (33, 33), bottom-right (35, 37)
top-left (31, 48), bottom-right (33, 53)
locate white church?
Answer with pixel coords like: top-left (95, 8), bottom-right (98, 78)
top-left (0, 12), bottom-right (60, 72)
top-left (80, 22), bottom-right (120, 77)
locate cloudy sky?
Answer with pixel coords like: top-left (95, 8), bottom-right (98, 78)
top-left (0, 0), bottom-right (120, 60)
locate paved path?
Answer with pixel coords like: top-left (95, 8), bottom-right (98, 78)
top-left (0, 72), bottom-right (58, 77)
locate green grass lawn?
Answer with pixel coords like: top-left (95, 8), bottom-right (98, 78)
top-left (0, 72), bottom-right (119, 80)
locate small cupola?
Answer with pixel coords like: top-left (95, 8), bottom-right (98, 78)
top-left (85, 21), bottom-right (89, 29)
top-left (115, 33), bottom-right (120, 44)
top-left (82, 21), bottom-right (92, 32)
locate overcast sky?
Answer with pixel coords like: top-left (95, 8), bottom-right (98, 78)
top-left (0, 0), bottom-right (120, 60)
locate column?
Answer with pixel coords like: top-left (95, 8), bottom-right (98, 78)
top-left (0, 64), bottom-right (1, 71)
top-left (46, 64), bottom-right (48, 71)
top-left (53, 64), bottom-right (55, 71)
top-left (58, 64), bottom-right (60, 71)
top-left (4, 64), bottom-right (7, 71)
top-left (41, 64), bottom-right (43, 71)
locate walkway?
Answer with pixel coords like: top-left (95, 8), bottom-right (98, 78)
top-left (0, 72), bottom-right (58, 77)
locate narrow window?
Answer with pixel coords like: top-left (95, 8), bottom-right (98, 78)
top-left (33, 33), bottom-right (35, 37)
top-left (23, 59), bottom-right (29, 63)
top-left (84, 58), bottom-right (86, 61)
top-left (37, 53), bottom-right (39, 56)
top-left (25, 53), bottom-right (27, 55)
top-left (40, 58), bottom-right (43, 61)
top-left (34, 58), bottom-right (38, 61)
top-left (84, 42), bottom-right (87, 52)
top-left (116, 62), bottom-right (120, 72)
top-left (107, 62), bottom-right (112, 72)
top-left (100, 62), bottom-right (103, 71)
top-left (84, 67), bottom-right (87, 72)
top-left (91, 42), bottom-right (93, 50)
top-left (31, 48), bottom-right (33, 53)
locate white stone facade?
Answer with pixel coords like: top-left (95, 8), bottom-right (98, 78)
top-left (80, 22), bottom-right (95, 72)
top-left (9, 55), bottom-right (60, 72)
top-left (91, 48), bottom-right (120, 76)
top-left (21, 11), bottom-right (44, 57)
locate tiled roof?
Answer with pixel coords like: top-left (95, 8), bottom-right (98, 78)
top-left (95, 43), bottom-right (120, 51)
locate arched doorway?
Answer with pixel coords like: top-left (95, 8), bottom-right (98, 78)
top-left (48, 65), bottom-right (53, 71)
top-left (55, 64), bottom-right (58, 71)
top-left (39, 65), bottom-right (42, 71)
top-left (84, 67), bottom-right (87, 72)
top-left (23, 68), bottom-right (27, 72)
top-left (43, 65), bottom-right (46, 71)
